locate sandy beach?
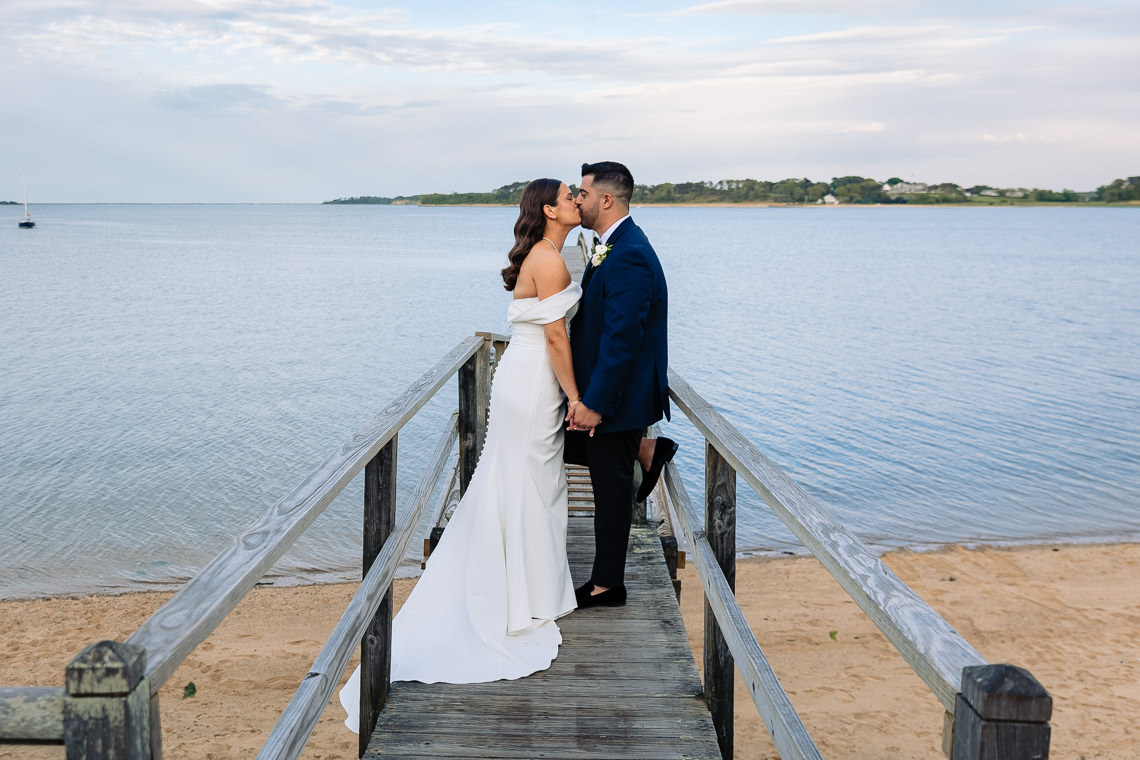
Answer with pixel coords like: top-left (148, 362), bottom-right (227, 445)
top-left (2, 542), bottom-right (1138, 759)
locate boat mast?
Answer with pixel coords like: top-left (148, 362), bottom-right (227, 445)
top-left (22, 164), bottom-right (31, 220)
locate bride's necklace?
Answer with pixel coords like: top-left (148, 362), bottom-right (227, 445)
top-left (542, 237), bottom-right (560, 254)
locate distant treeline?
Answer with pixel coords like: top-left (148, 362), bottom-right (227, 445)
top-left (324, 176), bottom-right (1140, 206)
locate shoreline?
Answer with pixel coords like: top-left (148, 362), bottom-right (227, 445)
top-left (2, 541), bottom-right (1138, 758)
top-left (14, 200), bottom-right (1140, 208)
top-left (6, 533), bottom-right (1139, 603)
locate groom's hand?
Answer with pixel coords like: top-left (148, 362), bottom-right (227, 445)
top-left (568, 404), bottom-right (603, 436)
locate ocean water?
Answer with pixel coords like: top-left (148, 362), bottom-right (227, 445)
top-left (2, 204), bottom-right (1138, 599)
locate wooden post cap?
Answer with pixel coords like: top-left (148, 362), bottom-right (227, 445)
top-left (66, 641), bottom-right (147, 697)
top-left (961, 664), bottom-right (1052, 723)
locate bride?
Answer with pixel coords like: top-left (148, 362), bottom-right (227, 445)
top-left (340, 178), bottom-right (584, 729)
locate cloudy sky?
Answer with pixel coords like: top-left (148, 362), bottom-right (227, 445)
top-left (3, 0), bottom-right (1137, 202)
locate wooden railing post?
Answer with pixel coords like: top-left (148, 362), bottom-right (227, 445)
top-left (660, 535), bottom-right (681, 601)
top-left (63, 641), bottom-right (151, 760)
top-left (950, 664), bottom-right (1051, 760)
top-left (490, 337), bottom-right (509, 374)
top-left (458, 338), bottom-right (491, 494)
top-left (148, 695), bottom-right (161, 760)
top-left (359, 436), bottom-right (396, 756)
top-left (704, 441), bottom-right (737, 760)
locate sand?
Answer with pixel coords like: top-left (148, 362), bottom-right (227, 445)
top-left (2, 542), bottom-right (1138, 759)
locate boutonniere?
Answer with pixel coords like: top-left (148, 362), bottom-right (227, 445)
top-left (591, 242), bottom-right (612, 267)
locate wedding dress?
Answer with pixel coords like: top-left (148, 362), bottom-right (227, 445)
top-left (340, 282), bottom-right (582, 731)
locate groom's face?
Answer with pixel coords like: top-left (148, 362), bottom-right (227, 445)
top-left (576, 175), bottom-right (601, 232)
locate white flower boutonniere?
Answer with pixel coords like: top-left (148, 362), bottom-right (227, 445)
top-left (591, 243), bottom-right (612, 267)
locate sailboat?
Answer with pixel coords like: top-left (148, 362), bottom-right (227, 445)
top-left (18, 165), bottom-right (35, 229)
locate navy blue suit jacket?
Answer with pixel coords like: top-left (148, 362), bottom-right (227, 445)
top-left (570, 218), bottom-right (670, 434)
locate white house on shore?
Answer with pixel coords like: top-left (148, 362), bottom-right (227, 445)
top-left (884, 181), bottom-right (929, 194)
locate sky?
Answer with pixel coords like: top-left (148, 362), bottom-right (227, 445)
top-left (2, 0), bottom-right (1138, 202)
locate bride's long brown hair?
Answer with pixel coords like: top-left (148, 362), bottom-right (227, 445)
top-left (501, 178), bottom-right (561, 291)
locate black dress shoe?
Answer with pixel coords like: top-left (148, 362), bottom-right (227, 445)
top-left (636, 437), bottom-right (678, 502)
top-left (577, 585), bottom-right (627, 608)
top-left (574, 581), bottom-right (595, 606)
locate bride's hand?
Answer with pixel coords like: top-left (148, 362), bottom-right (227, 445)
top-left (568, 404), bottom-right (602, 436)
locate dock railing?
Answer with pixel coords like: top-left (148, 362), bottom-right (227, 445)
top-left (1, 328), bottom-right (1052, 760)
top-left (649, 371), bottom-right (1053, 760)
top-left (0, 332), bottom-right (504, 759)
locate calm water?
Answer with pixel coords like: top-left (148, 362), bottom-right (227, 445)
top-left (2, 204), bottom-right (1138, 599)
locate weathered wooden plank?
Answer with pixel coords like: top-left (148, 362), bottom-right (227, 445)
top-left (0, 687), bottom-right (64, 742)
top-left (360, 436), bottom-right (397, 753)
top-left (566, 232), bottom-right (590, 281)
top-left (663, 462), bottom-right (824, 760)
top-left (423, 450), bottom-right (459, 564)
top-left (128, 336), bottom-right (483, 694)
top-left (256, 414), bottom-right (459, 760)
top-left (435, 455), bottom-right (461, 526)
top-left (63, 641), bottom-right (151, 760)
top-left (365, 519), bottom-right (722, 759)
top-left (367, 735), bottom-right (710, 760)
top-left (371, 711), bottom-right (716, 735)
top-left (704, 442), bottom-right (736, 760)
top-left (375, 696), bottom-right (708, 719)
top-left (952, 664), bottom-right (1052, 760)
top-left (959, 664), bottom-right (1052, 723)
top-left (540, 657), bottom-right (703, 681)
top-left (378, 678), bottom-right (697, 700)
top-left (668, 370), bottom-right (986, 711)
top-left (458, 340), bottom-right (491, 494)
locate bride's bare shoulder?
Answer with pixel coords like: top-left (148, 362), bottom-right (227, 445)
top-left (526, 245), bottom-right (569, 274)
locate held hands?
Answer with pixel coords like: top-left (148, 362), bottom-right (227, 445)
top-left (566, 400), bottom-right (602, 436)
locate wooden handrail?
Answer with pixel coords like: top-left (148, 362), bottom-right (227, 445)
top-left (126, 335), bottom-right (484, 694)
top-left (432, 455), bottom-right (461, 528)
top-left (667, 370), bottom-right (985, 712)
top-left (256, 412), bottom-right (459, 760)
top-left (0, 687), bottom-right (64, 742)
top-left (661, 461), bottom-right (823, 760)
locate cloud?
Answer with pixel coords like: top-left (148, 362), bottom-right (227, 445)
top-left (679, 0), bottom-right (915, 15)
top-left (3, 1), bottom-right (673, 84)
top-left (768, 24), bottom-right (953, 45)
top-left (838, 122), bottom-right (887, 134)
top-left (979, 132), bottom-right (1069, 144)
top-left (153, 83), bottom-right (286, 111)
top-left (308, 97), bottom-right (440, 116)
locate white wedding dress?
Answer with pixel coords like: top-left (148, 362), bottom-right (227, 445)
top-left (340, 282), bottom-right (582, 731)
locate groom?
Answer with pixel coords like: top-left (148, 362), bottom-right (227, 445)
top-left (565, 161), bottom-right (673, 608)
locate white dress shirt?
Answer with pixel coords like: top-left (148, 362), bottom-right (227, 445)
top-left (597, 214), bottom-right (630, 246)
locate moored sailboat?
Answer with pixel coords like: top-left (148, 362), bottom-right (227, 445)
top-left (18, 165), bottom-right (35, 228)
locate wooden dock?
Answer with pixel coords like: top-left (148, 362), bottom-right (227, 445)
top-left (0, 324), bottom-right (1053, 760)
top-left (363, 514), bottom-right (722, 759)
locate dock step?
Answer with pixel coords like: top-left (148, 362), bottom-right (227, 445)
top-left (365, 517), bottom-right (720, 759)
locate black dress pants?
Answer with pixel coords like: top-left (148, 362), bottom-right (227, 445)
top-left (564, 427), bottom-right (642, 589)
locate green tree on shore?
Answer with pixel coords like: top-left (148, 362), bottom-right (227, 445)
top-left (1093, 178), bottom-right (1140, 203)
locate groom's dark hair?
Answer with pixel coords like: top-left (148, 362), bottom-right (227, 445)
top-left (582, 161), bottom-right (634, 205)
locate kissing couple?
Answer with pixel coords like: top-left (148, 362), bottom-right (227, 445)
top-left (341, 161), bottom-right (677, 725)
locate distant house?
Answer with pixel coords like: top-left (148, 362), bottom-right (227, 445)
top-left (885, 182), bottom-right (929, 194)
top-left (980, 189), bottom-right (1000, 197)
top-left (817, 194), bottom-right (839, 205)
